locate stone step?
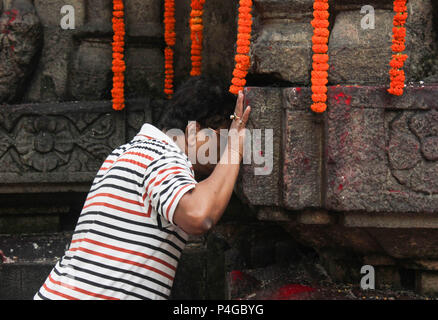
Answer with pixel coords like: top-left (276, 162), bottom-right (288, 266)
top-left (0, 232), bottom-right (218, 300)
top-left (0, 232), bottom-right (72, 300)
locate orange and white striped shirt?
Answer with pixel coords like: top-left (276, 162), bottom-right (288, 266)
top-left (34, 124), bottom-right (197, 300)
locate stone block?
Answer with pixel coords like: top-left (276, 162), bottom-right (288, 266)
top-left (0, 99), bottom-right (151, 193)
top-left (235, 87), bottom-right (283, 207)
top-left (0, 0), bottom-right (42, 104)
top-left (283, 87), bottom-right (323, 209)
top-left (126, 47), bottom-right (163, 97)
top-left (343, 213), bottom-right (438, 229)
top-left (282, 222), bottom-right (382, 254)
top-left (298, 210), bottom-right (331, 225)
top-left (170, 242), bottom-right (208, 300)
top-left (69, 39), bottom-right (112, 101)
top-left (257, 206), bottom-right (291, 221)
top-left (328, 10), bottom-right (393, 85)
top-left (416, 271), bottom-right (438, 296)
top-left (325, 85), bottom-right (438, 213)
top-left (251, 22), bottom-right (313, 84)
top-left (251, 1), bottom-right (314, 84)
top-left (83, 0), bottom-right (112, 31)
top-left (328, 0), bottom-right (436, 84)
top-left (125, 0), bottom-right (162, 38)
top-left (25, 28), bottom-right (74, 102)
top-left (0, 215), bottom-right (60, 234)
top-left (367, 228), bottom-right (438, 259)
top-left (34, 0), bottom-right (85, 28)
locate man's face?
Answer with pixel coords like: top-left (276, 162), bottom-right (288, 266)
top-left (186, 120), bottom-right (230, 179)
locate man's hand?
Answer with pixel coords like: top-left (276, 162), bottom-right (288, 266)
top-left (227, 91), bottom-right (251, 162)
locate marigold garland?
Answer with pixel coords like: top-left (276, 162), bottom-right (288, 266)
top-left (164, 0), bottom-right (176, 99)
top-left (190, 0), bottom-right (206, 76)
top-left (388, 0), bottom-right (408, 96)
top-left (310, 0), bottom-right (330, 113)
top-left (112, 0), bottom-right (126, 110)
top-left (229, 0), bottom-right (253, 95)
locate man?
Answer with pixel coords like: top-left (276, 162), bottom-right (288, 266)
top-left (34, 76), bottom-right (251, 300)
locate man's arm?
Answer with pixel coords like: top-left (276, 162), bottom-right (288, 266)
top-left (173, 92), bottom-right (251, 235)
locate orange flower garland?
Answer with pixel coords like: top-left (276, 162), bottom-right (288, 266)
top-left (229, 0), bottom-right (253, 95)
top-left (112, 0), bottom-right (126, 110)
top-left (388, 0), bottom-right (408, 96)
top-left (310, 0), bottom-right (330, 113)
top-left (190, 0), bottom-right (205, 76)
top-left (164, 0), bottom-right (176, 99)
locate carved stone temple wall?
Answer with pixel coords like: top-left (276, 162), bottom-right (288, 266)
top-left (0, 0), bottom-right (437, 299)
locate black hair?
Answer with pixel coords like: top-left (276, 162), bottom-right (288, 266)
top-left (157, 76), bottom-right (236, 131)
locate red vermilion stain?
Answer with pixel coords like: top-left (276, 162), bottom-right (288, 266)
top-left (296, 87), bottom-right (301, 93)
top-left (230, 270), bottom-right (244, 281)
top-left (271, 284), bottom-right (315, 300)
top-left (333, 92), bottom-right (352, 105)
top-left (338, 184), bottom-right (343, 191)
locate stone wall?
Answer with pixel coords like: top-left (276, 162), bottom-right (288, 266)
top-left (0, 0), bottom-right (437, 298)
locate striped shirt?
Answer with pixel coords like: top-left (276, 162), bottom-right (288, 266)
top-left (34, 124), bottom-right (198, 300)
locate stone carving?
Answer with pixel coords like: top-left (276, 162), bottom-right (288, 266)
top-left (15, 116), bottom-right (74, 172)
top-left (0, 0), bottom-right (42, 103)
top-left (389, 109), bottom-right (438, 194)
top-left (0, 99), bottom-right (150, 191)
top-left (1, 113), bottom-right (115, 173)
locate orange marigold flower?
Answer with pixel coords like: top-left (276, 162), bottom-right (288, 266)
top-left (311, 102), bottom-right (327, 113)
top-left (230, 0), bottom-right (253, 95)
top-left (310, 0), bottom-right (330, 113)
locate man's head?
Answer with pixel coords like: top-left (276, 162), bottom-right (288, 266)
top-left (158, 76), bottom-right (236, 178)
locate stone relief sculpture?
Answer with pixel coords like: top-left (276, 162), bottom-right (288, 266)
top-left (0, 0), bottom-right (42, 104)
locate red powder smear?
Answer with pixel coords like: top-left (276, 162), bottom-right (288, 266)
top-left (271, 284), bottom-right (315, 300)
top-left (333, 92), bottom-right (352, 105)
top-left (296, 87), bottom-right (301, 93)
top-left (230, 270), bottom-right (244, 282)
top-left (338, 184), bottom-right (343, 191)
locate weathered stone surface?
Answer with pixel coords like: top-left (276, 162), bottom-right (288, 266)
top-left (253, 0), bottom-right (314, 19)
top-left (367, 228), bottom-right (438, 259)
top-left (126, 47), bottom-right (163, 97)
top-left (283, 87), bottom-right (323, 209)
top-left (25, 28), bottom-right (75, 102)
top-left (173, 0), bottom-right (237, 87)
top-left (328, 0), bottom-right (436, 84)
top-left (416, 271), bottom-right (438, 295)
top-left (325, 85), bottom-right (438, 213)
top-left (251, 22), bottom-right (313, 84)
top-left (125, 0), bottom-right (162, 38)
top-left (34, 0), bottom-right (85, 28)
top-left (70, 42), bottom-right (163, 101)
top-left (282, 222), bottom-right (382, 254)
top-left (298, 210), bottom-right (332, 225)
top-left (0, 0), bottom-right (42, 103)
top-left (83, 0), bottom-right (112, 32)
top-left (235, 87), bottom-right (283, 206)
top-left (0, 99), bottom-right (151, 193)
top-left (328, 10), bottom-right (393, 85)
top-left (344, 212), bottom-right (438, 229)
top-left (257, 206), bottom-right (291, 221)
top-left (69, 40), bottom-right (112, 101)
top-left (250, 0), bottom-right (314, 84)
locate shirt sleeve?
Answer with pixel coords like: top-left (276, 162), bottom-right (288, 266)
top-left (143, 150), bottom-right (197, 225)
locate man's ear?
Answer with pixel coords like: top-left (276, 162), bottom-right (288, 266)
top-left (185, 121), bottom-right (201, 150)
